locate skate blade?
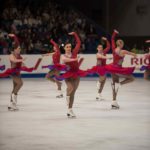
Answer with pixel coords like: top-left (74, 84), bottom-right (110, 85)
top-left (96, 97), bottom-right (105, 101)
top-left (111, 105), bottom-right (120, 109)
top-left (96, 97), bottom-right (99, 100)
top-left (8, 107), bottom-right (19, 111)
top-left (56, 95), bottom-right (63, 98)
top-left (67, 114), bottom-right (76, 119)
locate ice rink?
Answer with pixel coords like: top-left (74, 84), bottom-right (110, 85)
top-left (0, 78), bottom-right (150, 150)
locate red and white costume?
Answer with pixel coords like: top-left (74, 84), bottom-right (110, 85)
top-left (56, 33), bottom-right (88, 80)
top-left (105, 31), bottom-right (135, 75)
top-left (87, 39), bottom-right (110, 76)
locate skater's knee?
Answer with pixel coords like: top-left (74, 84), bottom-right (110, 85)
top-left (16, 81), bottom-right (23, 88)
top-left (19, 81), bottom-right (23, 87)
top-left (99, 76), bottom-right (106, 82)
top-left (67, 87), bottom-right (74, 95)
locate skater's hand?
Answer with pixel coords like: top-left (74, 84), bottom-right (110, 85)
top-left (68, 32), bottom-right (75, 35)
top-left (145, 40), bottom-right (150, 43)
top-left (8, 33), bottom-right (15, 37)
top-left (101, 37), bottom-right (107, 41)
top-left (114, 29), bottom-right (119, 34)
top-left (50, 39), bottom-right (54, 43)
top-left (40, 55), bottom-right (44, 59)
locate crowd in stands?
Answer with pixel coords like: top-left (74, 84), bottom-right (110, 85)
top-left (0, 0), bottom-right (101, 54)
top-left (0, 0), bottom-right (148, 55)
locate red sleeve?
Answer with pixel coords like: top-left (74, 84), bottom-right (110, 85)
top-left (103, 40), bottom-right (110, 54)
top-left (50, 39), bottom-right (60, 54)
top-left (34, 58), bottom-right (42, 70)
top-left (72, 33), bottom-right (81, 58)
top-left (111, 31), bottom-right (118, 52)
top-left (11, 35), bottom-right (20, 47)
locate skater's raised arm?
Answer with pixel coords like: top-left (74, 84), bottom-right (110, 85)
top-left (111, 29), bottom-right (119, 52)
top-left (102, 37), bottom-right (110, 54)
top-left (8, 34), bottom-right (20, 48)
top-left (68, 32), bottom-right (81, 58)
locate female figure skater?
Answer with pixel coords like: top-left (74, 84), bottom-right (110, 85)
top-left (107, 29), bottom-right (137, 109)
top-left (58, 32), bottom-right (87, 118)
top-left (42, 39), bottom-right (64, 98)
top-left (1, 34), bottom-right (41, 111)
top-left (140, 40), bottom-right (150, 81)
top-left (90, 37), bottom-right (111, 100)
top-left (8, 34), bottom-right (26, 110)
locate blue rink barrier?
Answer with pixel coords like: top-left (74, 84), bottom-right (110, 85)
top-left (0, 73), bottom-right (144, 79)
top-left (19, 73), bottom-right (143, 78)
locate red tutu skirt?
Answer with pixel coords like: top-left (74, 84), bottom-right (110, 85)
top-left (87, 66), bottom-right (107, 76)
top-left (0, 67), bottom-right (34, 77)
top-left (105, 64), bottom-right (135, 75)
top-left (55, 69), bottom-right (88, 80)
top-left (0, 58), bottom-right (42, 77)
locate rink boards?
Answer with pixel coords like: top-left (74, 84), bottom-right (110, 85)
top-left (0, 54), bottom-right (148, 77)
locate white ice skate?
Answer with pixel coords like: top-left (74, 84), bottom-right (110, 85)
top-left (96, 93), bottom-right (104, 101)
top-left (56, 90), bottom-right (63, 98)
top-left (8, 102), bottom-right (19, 111)
top-left (67, 109), bottom-right (76, 118)
top-left (111, 101), bottom-right (120, 109)
top-left (11, 93), bottom-right (17, 104)
top-left (56, 94), bottom-right (63, 98)
top-left (8, 93), bottom-right (19, 111)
